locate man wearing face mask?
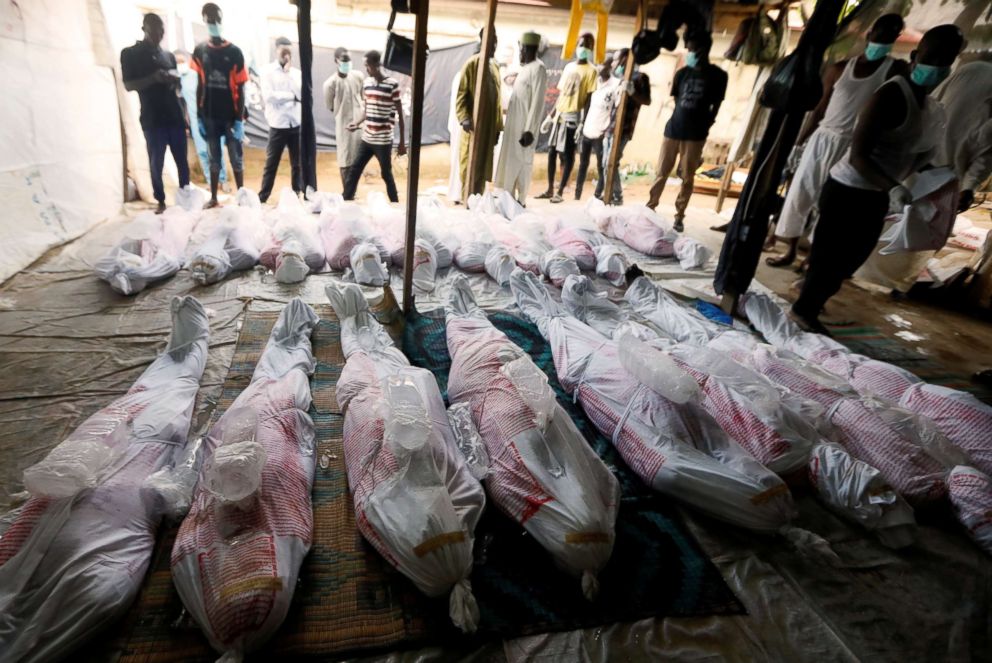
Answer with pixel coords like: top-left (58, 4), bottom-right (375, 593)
top-left (192, 2), bottom-right (248, 209)
top-left (494, 32), bottom-right (547, 206)
top-left (933, 60), bottom-right (992, 213)
top-left (647, 32), bottom-right (726, 232)
top-left (121, 14), bottom-right (190, 214)
top-left (176, 49), bottom-right (227, 190)
top-left (791, 24), bottom-right (964, 335)
top-left (456, 29), bottom-right (503, 200)
top-left (767, 14), bottom-right (908, 268)
top-left (536, 32), bottom-right (598, 204)
top-left (323, 48), bottom-right (366, 189)
top-left (603, 48), bottom-right (651, 206)
top-left (258, 37), bottom-right (302, 203)
top-left (574, 58), bottom-right (617, 200)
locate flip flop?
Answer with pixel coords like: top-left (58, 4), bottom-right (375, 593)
top-left (550, 195), bottom-right (563, 204)
top-left (534, 191), bottom-right (554, 200)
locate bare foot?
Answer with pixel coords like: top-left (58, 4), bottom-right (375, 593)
top-left (765, 253), bottom-right (796, 268)
top-left (203, 199), bottom-right (221, 210)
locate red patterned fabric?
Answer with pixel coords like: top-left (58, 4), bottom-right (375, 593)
top-left (901, 383), bottom-right (992, 477)
top-left (947, 466), bottom-right (992, 555)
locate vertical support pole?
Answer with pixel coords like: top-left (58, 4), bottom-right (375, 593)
top-left (402, 0), bottom-right (430, 315)
top-left (465, 0), bottom-right (498, 198)
top-left (297, 0), bottom-right (318, 192)
top-left (603, 0), bottom-right (645, 203)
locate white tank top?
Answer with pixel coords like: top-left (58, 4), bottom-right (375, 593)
top-left (830, 77), bottom-right (944, 191)
top-left (819, 57), bottom-right (895, 137)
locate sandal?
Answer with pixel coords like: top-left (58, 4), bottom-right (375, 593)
top-left (534, 191), bottom-right (554, 200)
top-left (550, 195), bottom-right (563, 204)
top-left (765, 254), bottom-right (795, 268)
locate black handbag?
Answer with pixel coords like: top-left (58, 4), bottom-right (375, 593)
top-left (383, 9), bottom-right (426, 76)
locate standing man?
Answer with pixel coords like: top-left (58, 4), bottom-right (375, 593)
top-left (494, 31), bottom-right (547, 206)
top-left (257, 37), bottom-right (302, 203)
top-left (323, 48), bottom-right (365, 190)
top-left (175, 49), bottom-right (226, 191)
top-left (120, 13), bottom-right (190, 214)
top-left (791, 25), bottom-right (963, 334)
top-left (537, 32), bottom-right (598, 203)
top-left (766, 14), bottom-right (907, 267)
top-left (574, 59), bottom-right (617, 200)
top-left (934, 60), bottom-right (992, 211)
top-left (191, 2), bottom-right (248, 209)
top-left (456, 30), bottom-right (503, 200)
top-left (646, 32), bottom-right (727, 232)
top-left (343, 50), bottom-right (405, 203)
top-left (603, 48), bottom-right (651, 205)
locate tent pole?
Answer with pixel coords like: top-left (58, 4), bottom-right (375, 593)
top-left (465, 0), bottom-right (498, 198)
top-left (603, 0), bottom-right (645, 203)
top-left (402, 0), bottom-right (431, 315)
top-left (296, 0), bottom-right (317, 192)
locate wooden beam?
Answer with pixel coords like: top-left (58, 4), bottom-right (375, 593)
top-left (465, 0), bottom-right (498, 198)
top-left (602, 0), bottom-right (646, 204)
top-left (402, 0), bottom-right (430, 315)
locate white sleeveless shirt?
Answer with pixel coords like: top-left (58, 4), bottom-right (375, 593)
top-left (819, 57), bottom-right (895, 137)
top-left (830, 77), bottom-right (945, 191)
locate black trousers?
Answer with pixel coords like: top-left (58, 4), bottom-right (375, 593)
top-left (258, 126), bottom-right (301, 202)
top-left (343, 141), bottom-right (398, 202)
top-left (575, 135), bottom-right (604, 199)
top-left (793, 177), bottom-right (889, 319)
top-left (547, 124), bottom-right (578, 195)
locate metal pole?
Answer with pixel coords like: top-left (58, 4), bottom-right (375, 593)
top-left (603, 0), bottom-right (645, 203)
top-left (296, 0), bottom-right (317, 191)
top-left (401, 0), bottom-right (430, 315)
top-left (465, 0), bottom-right (498, 198)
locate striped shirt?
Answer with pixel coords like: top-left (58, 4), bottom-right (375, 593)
top-left (362, 76), bottom-right (400, 145)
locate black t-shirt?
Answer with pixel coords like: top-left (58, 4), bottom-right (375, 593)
top-left (664, 63), bottom-right (728, 141)
top-left (120, 41), bottom-right (185, 130)
top-left (191, 40), bottom-right (248, 121)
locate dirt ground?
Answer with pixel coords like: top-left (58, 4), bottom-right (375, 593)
top-left (203, 143), bottom-right (992, 391)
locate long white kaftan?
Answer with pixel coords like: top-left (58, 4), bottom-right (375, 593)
top-left (494, 59), bottom-right (548, 204)
top-left (323, 70), bottom-right (365, 169)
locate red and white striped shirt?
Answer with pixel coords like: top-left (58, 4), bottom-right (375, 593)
top-left (362, 76), bottom-right (400, 145)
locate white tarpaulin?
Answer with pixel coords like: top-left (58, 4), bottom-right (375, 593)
top-left (0, 0), bottom-right (124, 284)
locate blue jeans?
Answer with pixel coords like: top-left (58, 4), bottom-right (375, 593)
top-left (190, 114), bottom-right (225, 185)
top-left (143, 126), bottom-right (190, 204)
top-left (202, 117), bottom-right (244, 174)
top-left (602, 134), bottom-right (629, 205)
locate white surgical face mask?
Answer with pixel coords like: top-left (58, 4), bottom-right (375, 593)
top-left (177, 62), bottom-right (190, 75)
top-left (338, 61), bottom-right (352, 74)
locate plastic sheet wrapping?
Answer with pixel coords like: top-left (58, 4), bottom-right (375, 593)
top-left (234, 187), bottom-right (262, 209)
top-left (0, 209), bottom-right (246, 513)
top-left (625, 276), bottom-right (724, 346)
top-left (544, 214), bottom-right (598, 272)
top-left (484, 213), bottom-right (548, 275)
top-left (447, 403), bottom-right (490, 481)
top-left (508, 269), bottom-right (800, 535)
top-left (673, 236), bottom-right (712, 270)
top-left (444, 275), bottom-right (620, 598)
top-left (326, 281), bottom-right (486, 632)
top-left (484, 245), bottom-right (516, 287)
top-left (349, 242), bottom-right (390, 287)
top-left (591, 240), bottom-right (629, 287)
top-left (467, 190), bottom-right (523, 220)
top-left (899, 383), bottom-right (992, 478)
top-left (586, 198), bottom-right (677, 257)
top-left (809, 443), bottom-right (917, 548)
top-left (560, 275), bottom-right (657, 342)
top-left (188, 205), bottom-right (269, 285)
top-left (947, 466), bottom-right (992, 555)
top-left (539, 249), bottom-right (580, 288)
top-left (258, 188), bottom-right (326, 284)
top-left (94, 207), bottom-right (198, 295)
top-left (0, 295), bottom-right (210, 663)
top-left (318, 199), bottom-right (377, 270)
top-left (172, 298), bottom-right (319, 660)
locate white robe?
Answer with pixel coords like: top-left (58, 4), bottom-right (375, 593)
top-left (448, 74), bottom-right (463, 203)
top-left (933, 61), bottom-right (992, 192)
top-left (323, 70), bottom-right (365, 169)
top-left (494, 59), bottom-right (548, 204)
top-left (775, 127), bottom-right (849, 239)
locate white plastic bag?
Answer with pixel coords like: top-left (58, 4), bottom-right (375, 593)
top-left (593, 242), bottom-right (629, 286)
top-left (878, 168), bottom-right (958, 255)
top-left (326, 282), bottom-right (486, 632)
top-left (447, 403), bottom-right (490, 480)
top-left (172, 298), bottom-right (318, 660)
top-left (586, 198), bottom-right (677, 257)
top-left (175, 184), bottom-right (208, 212)
top-left (349, 241), bottom-right (390, 286)
top-left (189, 206), bottom-right (268, 285)
top-left (539, 249), bottom-right (580, 288)
top-left (94, 208), bottom-right (198, 295)
top-left (0, 296), bottom-right (210, 662)
top-left (260, 200), bottom-right (326, 283)
top-left (673, 236), bottom-right (712, 270)
top-left (235, 186), bottom-right (262, 209)
top-left (484, 245), bottom-right (516, 286)
top-left (560, 275), bottom-right (657, 341)
top-left (625, 276), bottom-right (723, 346)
